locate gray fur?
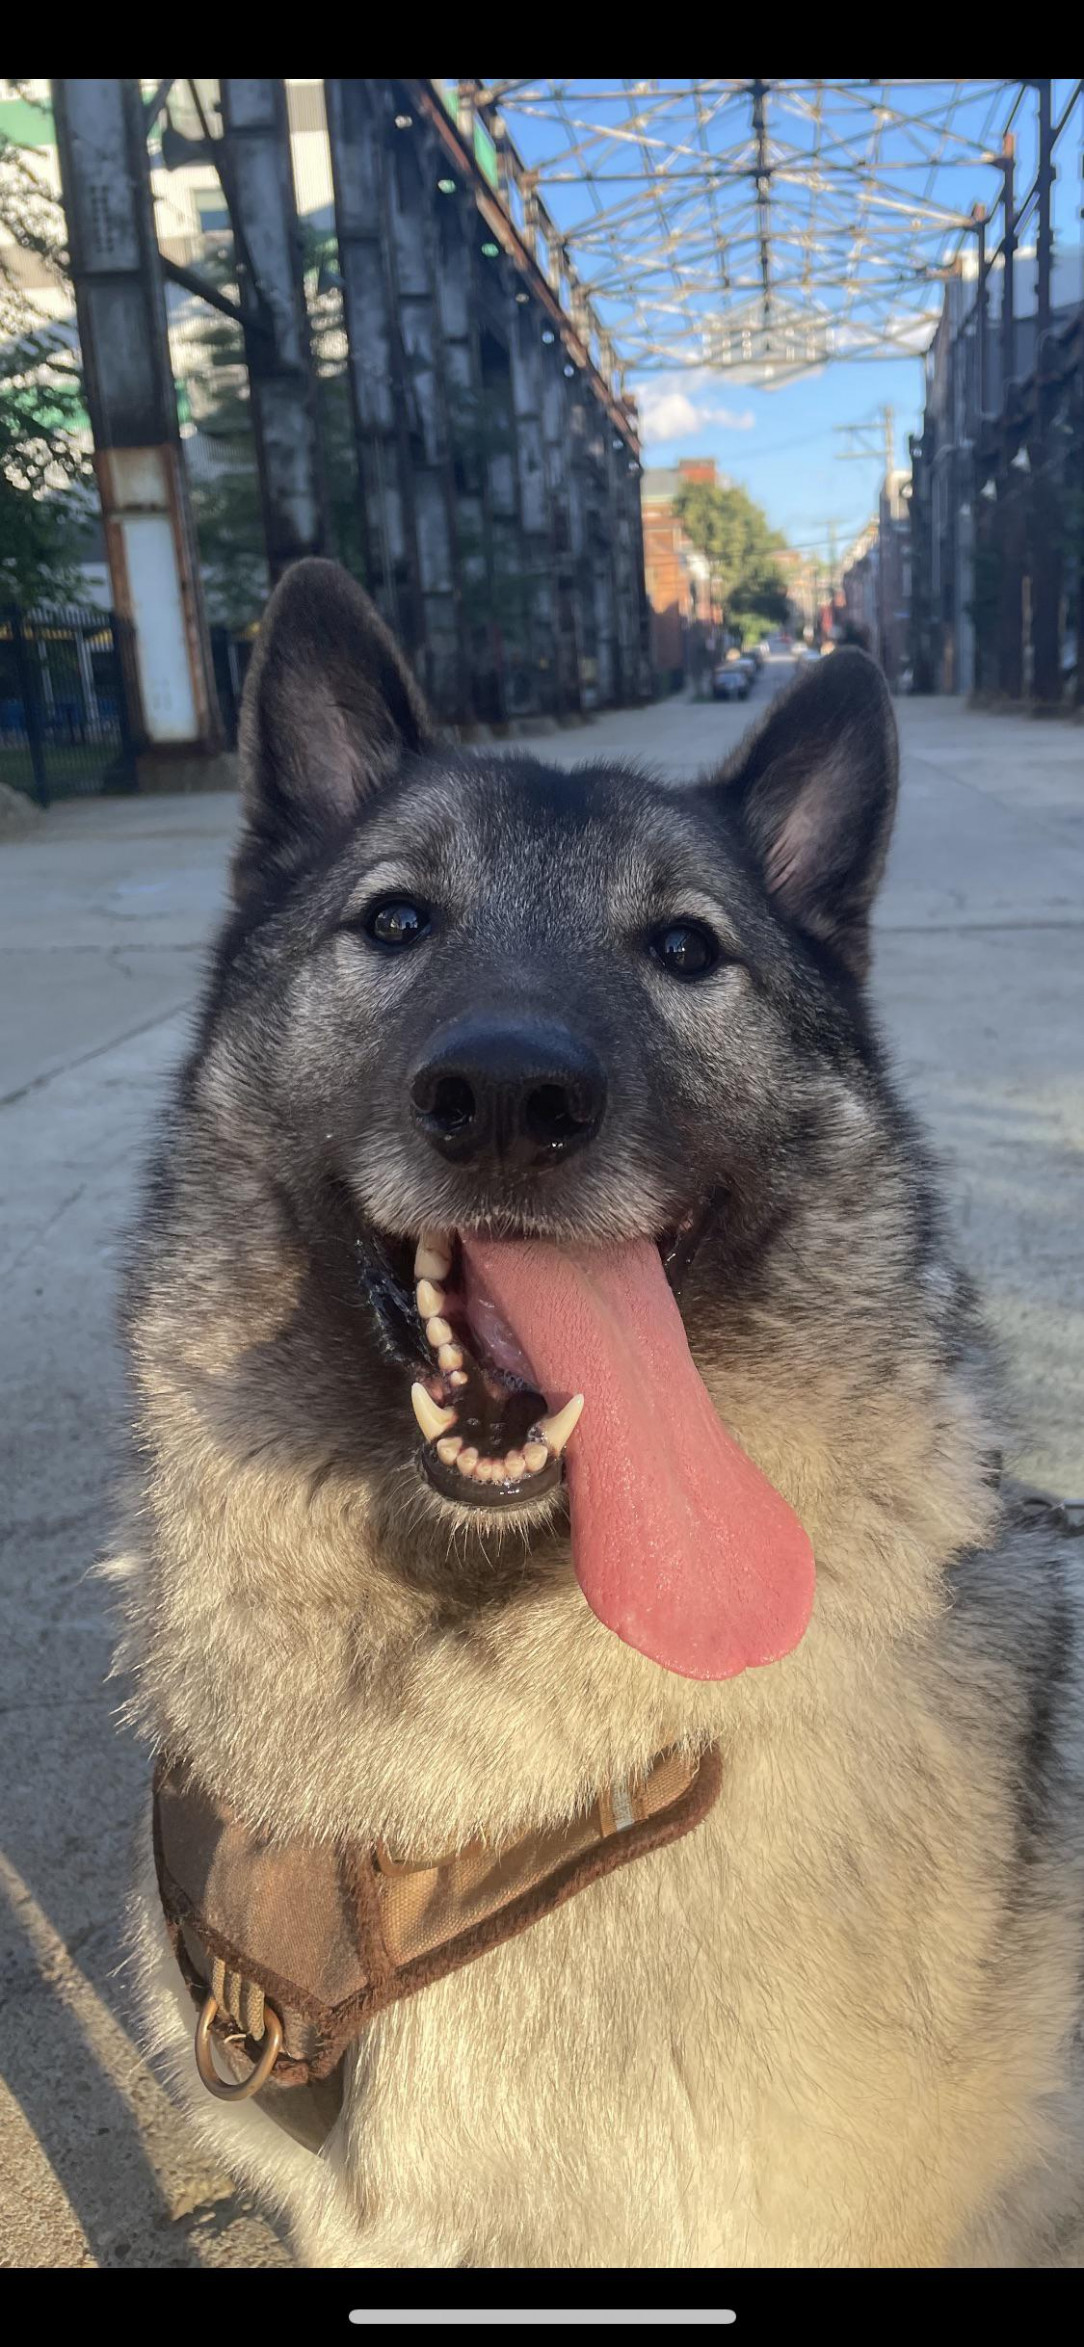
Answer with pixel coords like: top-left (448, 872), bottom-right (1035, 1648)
top-left (111, 561), bottom-right (1084, 2267)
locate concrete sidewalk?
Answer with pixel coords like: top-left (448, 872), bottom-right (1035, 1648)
top-left (1, 677), bottom-right (1082, 2266)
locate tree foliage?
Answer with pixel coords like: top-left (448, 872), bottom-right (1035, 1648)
top-left (0, 104), bottom-right (94, 606)
top-left (673, 478), bottom-right (789, 641)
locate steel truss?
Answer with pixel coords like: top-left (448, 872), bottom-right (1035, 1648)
top-left (481, 80), bottom-right (1018, 381)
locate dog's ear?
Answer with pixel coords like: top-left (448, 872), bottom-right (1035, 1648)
top-left (232, 559), bottom-right (431, 904)
top-left (712, 649), bottom-right (898, 980)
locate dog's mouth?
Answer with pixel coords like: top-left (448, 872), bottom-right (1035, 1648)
top-left (373, 1208), bottom-right (715, 1513)
top-left (356, 1205), bottom-right (714, 1500)
top-left (354, 1204), bottom-right (815, 1682)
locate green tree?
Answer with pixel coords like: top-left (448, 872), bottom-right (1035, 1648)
top-left (0, 110), bottom-right (93, 606)
top-left (674, 478), bottom-right (789, 644)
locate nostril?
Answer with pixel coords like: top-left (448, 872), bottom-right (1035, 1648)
top-left (524, 1082), bottom-right (595, 1149)
top-left (418, 1073), bottom-right (476, 1136)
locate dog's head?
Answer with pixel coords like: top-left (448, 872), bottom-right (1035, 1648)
top-left (192, 560), bottom-right (905, 1677)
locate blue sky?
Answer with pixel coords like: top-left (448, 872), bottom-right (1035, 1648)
top-left (630, 356), bottom-right (925, 558)
top-left (497, 79), bottom-right (1083, 560)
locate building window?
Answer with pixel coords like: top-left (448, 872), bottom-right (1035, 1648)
top-left (196, 190), bottom-right (231, 235)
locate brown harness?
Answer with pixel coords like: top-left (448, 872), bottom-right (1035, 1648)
top-left (155, 1743), bottom-right (723, 2153)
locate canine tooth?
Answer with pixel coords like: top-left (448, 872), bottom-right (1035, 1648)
top-left (438, 1343), bottom-right (463, 1371)
top-left (449, 1369), bottom-right (469, 1387)
top-left (416, 1278), bottom-right (444, 1320)
top-left (436, 1435), bottom-right (462, 1465)
top-left (415, 1235), bottom-right (452, 1282)
top-left (410, 1383), bottom-right (456, 1442)
top-left (524, 1441), bottom-right (549, 1475)
top-left (538, 1395), bottom-right (585, 1456)
top-left (456, 1447), bottom-right (479, 1477)
top-left (426, 1316), bottom-right (453, 1348)
top-left (505, 1450), bottom-right (527, 1482)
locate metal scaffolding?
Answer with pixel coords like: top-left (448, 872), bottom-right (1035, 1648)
top-left (45, 77), bottom-right (1084, 737)
top-left (909, 81), bottom-right (1084, 705)
top-left (484, 80), bottom-right (1021, 380)
top-left (49, 75), bottom-right (651, 750)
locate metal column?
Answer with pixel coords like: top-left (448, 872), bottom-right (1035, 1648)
top-left (607, 408), bottom-right (648, 706)
top-left (1031, 80), bottom-right (1061, 705)
top-left (218, 78), bottom-right (326, 580)
top-left (508, 295), bottom-right (561, 714)
top-left (540, 340), bottom-right (585, 714)
top-left (429, 185), bottom-right (498, 721)
top-left (52, 77), bottom-right (221, 756)
top-left (996, 135), bottom-right (1024, 699)
top-left (384, 109), bottom-right (470, 715)
top-left (326, 78), bottom-right (422, 657)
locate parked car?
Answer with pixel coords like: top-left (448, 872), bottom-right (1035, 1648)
top-left (712, 660), bottom-right (752, 702)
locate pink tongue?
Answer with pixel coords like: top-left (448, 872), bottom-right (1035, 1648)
top-left (460, 1236), bottom-right (815, 1682)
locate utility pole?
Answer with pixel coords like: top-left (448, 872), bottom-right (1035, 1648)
top-left (800, 519), bottom-right (847, 642)
top-left (835, 405), bottom-right (899, 678)
top-left (834, 404), bottom-right (894, 482)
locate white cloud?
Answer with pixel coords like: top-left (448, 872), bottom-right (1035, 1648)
top-left (637, 373), bottom-right (756, 447)
top-left (638, 390), bottom-right (702, 441)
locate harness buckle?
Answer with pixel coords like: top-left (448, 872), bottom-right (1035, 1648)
top-left (194, 1990), bottom-right (284, 2101)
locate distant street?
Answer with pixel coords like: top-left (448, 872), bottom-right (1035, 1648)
top-left (1, 669), bottom-right (1083, 2264)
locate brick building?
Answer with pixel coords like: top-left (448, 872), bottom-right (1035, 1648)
top-left (641, 458), bottom-right (719, 688)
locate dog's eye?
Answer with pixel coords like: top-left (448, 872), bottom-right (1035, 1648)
top-left (649, 922), bottom-right (719, 980)
top-left (364, 898), bottom-right (431, 950)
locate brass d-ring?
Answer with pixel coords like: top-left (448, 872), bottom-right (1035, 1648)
top-left (194, 1991), bottom-right (284, 2101)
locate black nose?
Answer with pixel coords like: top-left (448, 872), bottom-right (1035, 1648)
top-left (410, 1016), bottom-right (607, 1170)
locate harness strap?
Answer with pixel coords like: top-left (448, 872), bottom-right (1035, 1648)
top-left (155, 1742), bottom-right (723, 2150)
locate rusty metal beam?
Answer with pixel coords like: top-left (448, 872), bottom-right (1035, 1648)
top-left (539, 342), bottom-right (585, 714)
top-left (406, 80), bottom-right (640, 452)
top-left (508, 294), bottom-right (562, 713)
top-left (608, 431), bottom-right (649, 704)
top-left (52, 76), bottom-right (221, 755)
top-left (1030, 79), bottom-right (1060, 705)
top-left (326, 78), bottom-right (420, 653)
top-left (328, 77), bottom-right (648, 719)
top-left (218, 77), bottom-right (327, 581)
top-left (384, 107), bottom-right (474, 716)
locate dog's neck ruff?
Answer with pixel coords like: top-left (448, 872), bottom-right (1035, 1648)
top-left (155, 1744), bottom-right (723, 2151)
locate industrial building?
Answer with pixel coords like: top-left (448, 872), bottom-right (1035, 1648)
top-left (14, 78), bottom-right (652, 778)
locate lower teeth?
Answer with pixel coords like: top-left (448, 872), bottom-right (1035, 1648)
top-left (409, 1230), bottom-right (584, 1493)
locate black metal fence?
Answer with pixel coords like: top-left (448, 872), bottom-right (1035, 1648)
top-left (0, 603), bottom-right (136, 804)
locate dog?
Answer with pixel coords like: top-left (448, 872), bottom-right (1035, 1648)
top-left (110, 558), bottom-right (1084, 2268)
